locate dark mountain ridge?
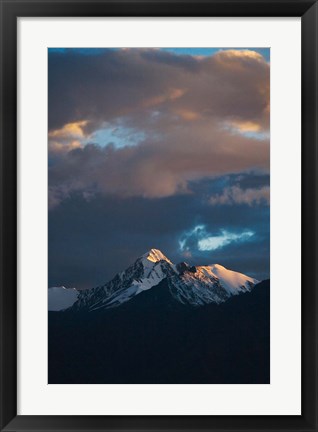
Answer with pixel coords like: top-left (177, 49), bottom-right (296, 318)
top-left (49, 279), bottom-right (270, 384)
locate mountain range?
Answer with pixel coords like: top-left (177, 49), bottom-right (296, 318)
top-left (48, 249), bottom-right (269, 384)
top-left (48, 248), bottom-right (258, 311)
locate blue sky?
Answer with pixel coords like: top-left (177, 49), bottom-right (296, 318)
top-left (49, 47), bottom-right (270, 62)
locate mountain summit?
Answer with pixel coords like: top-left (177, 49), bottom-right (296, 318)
top-left (142, 248), bottom-right (172, 264)
top-left (49, 249), bottom-right (258, 311)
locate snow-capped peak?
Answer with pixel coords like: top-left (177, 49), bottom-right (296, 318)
top-left (70, 249), bottom-right (176, 312)
top-left (205, 264), bottom-right (258, 295)
top-left (61, 250), bottom-right (259, 312)
top-left (141, 248), bottom-right (172, 264)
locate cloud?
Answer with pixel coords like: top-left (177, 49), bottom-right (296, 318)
top-left (209, 186), bottom-right (270, 206)
top-left (48, 48), bottom-right (270, 286)
top-left (48, 120), bottom-right (89, 160)
top-left (179, 224), bottom-right (255, 254)
top-left (198, 230), bottom-right (254, 251)
top-left (48, 179), bottom-right (269, 287)
top-left (49, 48), bottom-right (269, 132)
top-left (48, 48), bottom-right (269, 208)
top-left (48, 120), bottom-right (89, 139)
top-left (226, 120), bottom-right (262, 133)
top-left (49, 140), bottom-right (83, 155)
top-left (223, 120), bottom-right (270, 141)
top-left (48, 130), bottom-right (269, 208)
top-left (142, 87), bottom-right (186, 108)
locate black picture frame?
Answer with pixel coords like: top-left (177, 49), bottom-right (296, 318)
top-left (0, 0), bottom-right (317, 431)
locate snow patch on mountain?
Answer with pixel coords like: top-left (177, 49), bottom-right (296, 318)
top-left (169, 263), bottom-right (258, 306)
top-left (206, 264), bottom-right (257, 295)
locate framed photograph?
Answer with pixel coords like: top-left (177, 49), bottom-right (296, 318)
top-left (0, 0), bottom-right (317, 431)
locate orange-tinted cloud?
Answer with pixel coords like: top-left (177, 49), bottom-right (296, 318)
top-left (49, 139), bottom-right (83, 154)
top-left (142, 88), bottom-right (186, 108)
top-left (228, 120), bottom-right (262, 133)
top-left (49, 48), bottom-right (269, 132)
top-left (49, 120), bottom-right (89, 139)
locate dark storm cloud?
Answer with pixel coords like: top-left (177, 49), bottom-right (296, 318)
top-left (208, 186), bottom-right (269, 206)
top-left (48, 193), bottom-right (195, 288)
top-left (49, 176), bottom-right (269, 288)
